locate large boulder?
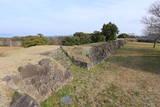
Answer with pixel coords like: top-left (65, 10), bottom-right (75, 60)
top-left (6, 58), bottom-right (72, 103)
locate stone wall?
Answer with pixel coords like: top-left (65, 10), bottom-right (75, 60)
top-left (60, 46), bottom-right (88, 69)
top-left (88, 40), bottom-right (127, 68)
top-left (61, 40), bottom-right (127, 69)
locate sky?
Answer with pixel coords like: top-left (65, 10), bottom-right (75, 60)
top-left (0, 0), bottom-right (155, 37)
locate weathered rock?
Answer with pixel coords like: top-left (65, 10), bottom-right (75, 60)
top-left (61, 40), bottom-right (127, 69)
top-left (10, 94), bottom-right (40, 107)
top-left (89, 40), bottom-right (127, 67)
top-left (60, 96), bottom-right (72, 104)
top-left (6, 58), bottom-right (72, 103)
top-left (60, 46), bottom-right (88, 69)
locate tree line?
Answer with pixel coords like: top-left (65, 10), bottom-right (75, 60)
top-left (16, 22), bottom-right (136, 47)
top-left (63, 22), bottom-right (119, 46)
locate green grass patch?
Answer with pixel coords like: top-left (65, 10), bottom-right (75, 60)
top-left (108, 42), bottom-right (160, 74)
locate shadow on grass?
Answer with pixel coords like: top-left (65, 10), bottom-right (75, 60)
top-left (107, 46), bottom-right (160, 74)
top-left (115, 46), bottom-right (160, 56)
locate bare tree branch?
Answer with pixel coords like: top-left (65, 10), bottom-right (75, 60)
top-left (142, 1), bottom-right (160, 48)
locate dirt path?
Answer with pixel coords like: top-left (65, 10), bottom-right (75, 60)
top-left (0, 46), bottom-right (59, 107)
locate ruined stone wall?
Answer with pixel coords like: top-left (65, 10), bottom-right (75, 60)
top-left (61, 40), bottom-right (127, 69)
top-left (60, 46), bottom-right (88, 69)
top-left (89, 40), bottom-right (127, 67)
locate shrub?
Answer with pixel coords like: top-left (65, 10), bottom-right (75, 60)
top-left (137, 38), bottom-right (154, 43)
top-left (74, 32), bottom-right (92, 44)
top-left (62, 32), bottom-right (92, 46)
top-left (118, 33), bottom-right (136, 38)
top-left (118, 33), bottom-right (129, 38)
top-left (73, 32), bottom-right (86, 37)
top-left (91, 31), bottom-right (105, 43)
top-left (62, 37), bottom-right (78, 46)
top-left (22, 34), bottom-right (50, 48)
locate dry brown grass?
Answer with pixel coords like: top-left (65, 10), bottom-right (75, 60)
top-left (0, 47), bottom-right (22, 57)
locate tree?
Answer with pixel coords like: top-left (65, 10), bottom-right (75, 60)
top-left (101, 22), bottom-right (119, 41)
top-left (91, 31), bottom-right (105, 43)
top-left (142, 0), bottom-right (160, 48)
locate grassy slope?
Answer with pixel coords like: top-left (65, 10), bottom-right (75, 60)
top-left (41, 42), bottom-right (160, 107)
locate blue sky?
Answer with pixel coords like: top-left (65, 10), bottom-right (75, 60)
top-left (0, 0), bottom-right (155, 37)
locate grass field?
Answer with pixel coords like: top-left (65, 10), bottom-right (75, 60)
top-left (41, 42), bottom-right (160, 107)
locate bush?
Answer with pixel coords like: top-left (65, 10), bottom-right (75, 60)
top-left (62, 32), bottom-right (92, 46)
top-left (62, 36), bottom-right (78, 46)
top-left (118, 33), bottom-right (136, 38)
top-left (137, 38), bottom-right (154, 43)
top-left (22, 34), bottom-right (50, 48)
top-left (91, 31), bottom-right (105, 43)
top-left (73, 32), bottom-right (86, 37)
top-left (118, 33), bottom-right (129, 38)
top-left (74, 32), bottom-right (92, 44)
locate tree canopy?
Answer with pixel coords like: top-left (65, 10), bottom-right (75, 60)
top-left (102, 22), bottom-right (119, 41)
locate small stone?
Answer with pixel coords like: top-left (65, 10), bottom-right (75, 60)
top-left (60, 96), bottom-right (72, 104)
